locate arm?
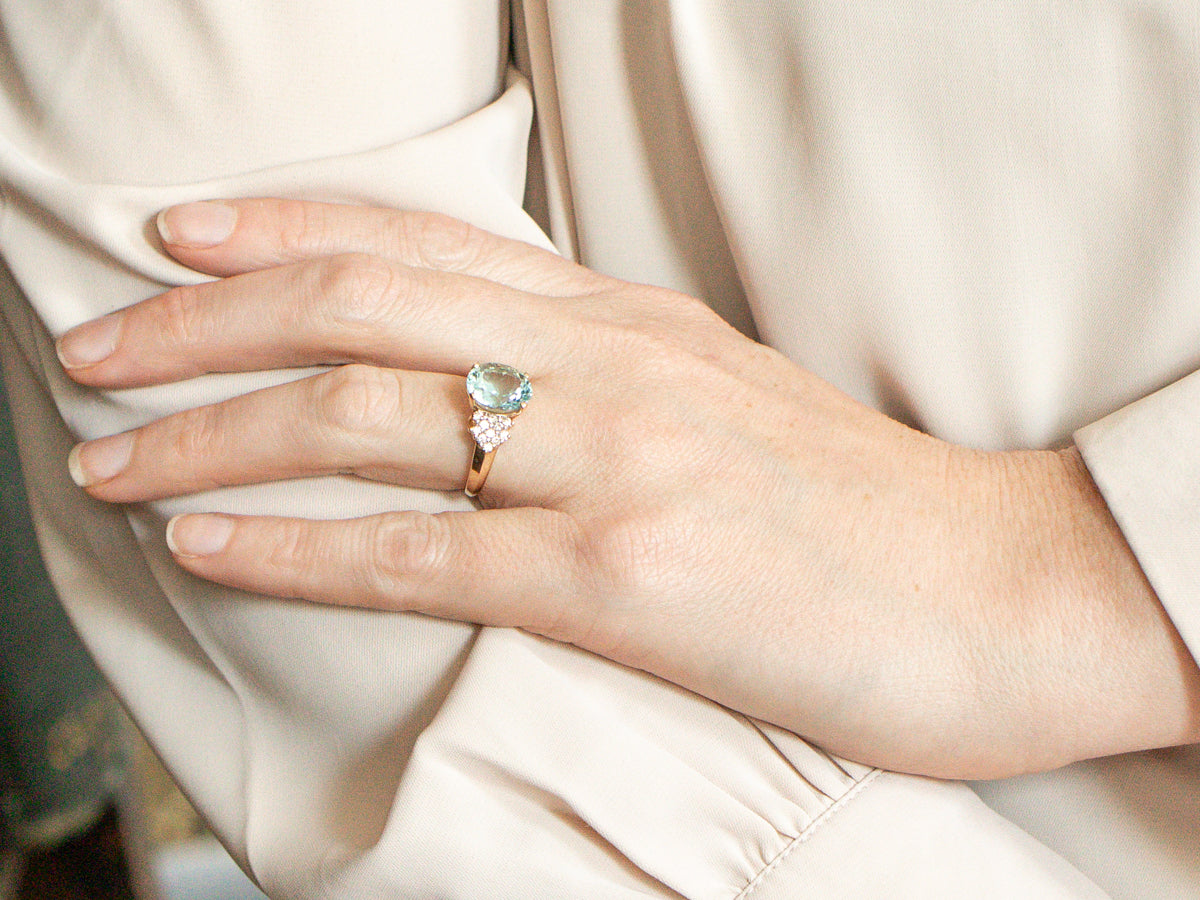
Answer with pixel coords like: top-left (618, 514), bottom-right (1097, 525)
top-left (61, 197), bottom-right (1200, 780)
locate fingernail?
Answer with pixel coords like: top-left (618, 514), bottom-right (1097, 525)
top-left (157, 201), bottom-right (237, 248)
top-left (57, 314), bottom-right (122, 368)
top-left (68, 433), bottom-right (133, 487)
top-left (166, 514), bottom-right (235, 558)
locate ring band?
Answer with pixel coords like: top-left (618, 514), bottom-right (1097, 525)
top-left (464, 362), bottom-right (531, 497)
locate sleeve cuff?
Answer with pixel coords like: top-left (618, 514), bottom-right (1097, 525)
top-left (1074, 369), bottom-right (1200, 665)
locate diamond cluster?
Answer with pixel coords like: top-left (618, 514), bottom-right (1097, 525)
top-left (470, 410), bottom-right (512, 452)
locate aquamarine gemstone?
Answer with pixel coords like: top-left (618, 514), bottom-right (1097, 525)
top-left (466, 363), bottom-right (532, 414)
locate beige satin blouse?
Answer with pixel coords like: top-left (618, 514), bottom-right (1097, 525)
top-left (1, 2), bottom-right (1197, 896)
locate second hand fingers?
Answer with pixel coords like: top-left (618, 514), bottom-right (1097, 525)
top-left (68, 366), bottom-right (565, 503)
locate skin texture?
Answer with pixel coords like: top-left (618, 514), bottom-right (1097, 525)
top-left (60, 198), bottom-right (1200, 779)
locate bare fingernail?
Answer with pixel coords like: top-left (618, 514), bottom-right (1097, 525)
top-left (68, 433), bottom-right (133, 487)
top-left (57, 314), bottom-right (122, 368)
top-left (157, 201), bottom-right (237, 248)
top-left (166, 514), bottom-right (235, 558)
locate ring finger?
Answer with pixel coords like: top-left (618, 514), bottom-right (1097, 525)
top-left (67, 363), bottom-right (568, 505)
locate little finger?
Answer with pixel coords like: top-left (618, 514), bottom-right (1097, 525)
top-left (165, 508), bottom-right (595, 642)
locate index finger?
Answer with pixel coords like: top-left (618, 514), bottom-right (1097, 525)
top-left (157, 199), bottom-right (606, 296)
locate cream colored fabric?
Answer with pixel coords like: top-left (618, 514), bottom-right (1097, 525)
top-left (0, 1), bottom-right (1194, 896)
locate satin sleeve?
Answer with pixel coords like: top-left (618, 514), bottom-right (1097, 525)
top-left (1074, 375), bottom-right (1200, 665)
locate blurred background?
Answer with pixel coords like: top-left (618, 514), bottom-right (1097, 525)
top-left (1, 380), bottom-right (266, 900)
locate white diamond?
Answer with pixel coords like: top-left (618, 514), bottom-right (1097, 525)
top-left (470, 411), bottom-right (511, 452)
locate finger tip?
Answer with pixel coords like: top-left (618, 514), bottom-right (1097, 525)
top-left (54, 338), bottom-right (82, 374)
top-left (154, 209), bottom-right (175, 246)
top-left (157, 201), bottom-right (237, 250)
top-left (55, 334), bottom-right (100, 375)
top-left (166, 513), bottom-right (235, 559)
top-left (164, 514), bottom-right (187, 556)
top-left (67, 444), bottom-right (88, 488)
top-left (164, 513), bottom-right (192, 556)
top-left (56, 313), bottom-right (122, 373)
top-left (164, 514), bottom-right (203, 561)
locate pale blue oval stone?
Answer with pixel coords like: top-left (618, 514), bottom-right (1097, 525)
top-left (466, 363), bottom-right (531, 414)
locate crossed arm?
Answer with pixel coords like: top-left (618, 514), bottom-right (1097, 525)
top-left (58, 197), bottom-right (1200, 779)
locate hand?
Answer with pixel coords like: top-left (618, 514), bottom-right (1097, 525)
top-left (59, 199), bottom-right (1200, 778)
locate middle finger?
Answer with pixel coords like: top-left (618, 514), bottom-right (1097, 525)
top-left (58, 254), bottom-right (570, 389)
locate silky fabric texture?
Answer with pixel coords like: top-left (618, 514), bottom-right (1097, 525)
top-left (0, 1), bottom-right (1194, 897)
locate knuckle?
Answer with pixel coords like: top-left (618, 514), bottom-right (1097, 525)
top-left (642, 283), bottom-right (721, 328)
top-left (592, 316), bottom-right (684, 380)
top-left (168, 404), bottom-right (227, 469)
top-left (263, 518), bottom-right (311, 577)
top-left (632, 332), bottom-right (681, 382)
top-left (603, 286), bottom-right (722, 358)
top-left (154, 284), bottom-right (212, 350)
top-left (583, 516), bottom-right (654, 587)
top-left (406, 211), bottom-right (487, 272)
top-left (315, 252), bottom-right (402, 324)
top-left (315, 364), bottom-right (402, 438)
top-left (575, 512), bottom-right (685, 637)
top-left (274, 198), bottom-right (332, 257)
top-left (365, 512), bottom-right (449, 595)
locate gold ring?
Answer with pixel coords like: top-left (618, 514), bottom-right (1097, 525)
top-left (464, 362), bottom-right (531, 497)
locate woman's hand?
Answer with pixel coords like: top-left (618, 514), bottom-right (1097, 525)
top-left (59, 199), bottom-right (1200, 778)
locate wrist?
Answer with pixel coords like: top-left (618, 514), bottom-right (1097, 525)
top-left (976, 445), bottom-right (1200, 771)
